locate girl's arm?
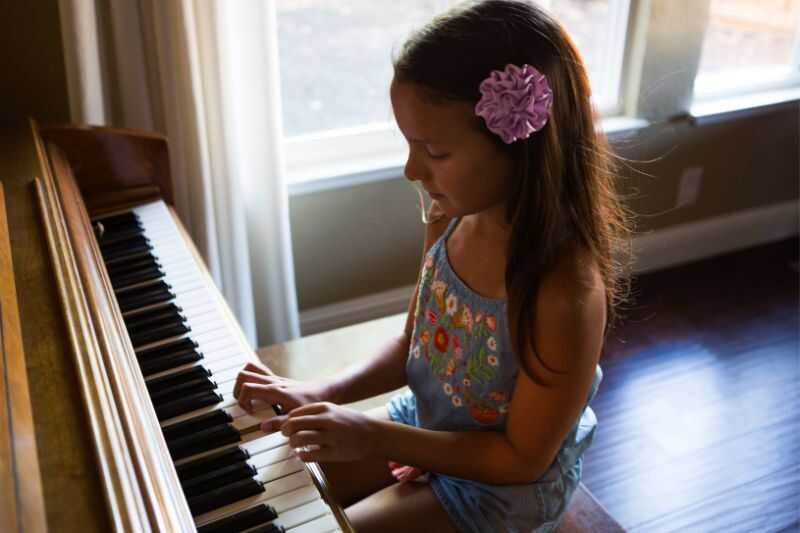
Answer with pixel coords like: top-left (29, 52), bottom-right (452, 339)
top-left (234, 203), bottom-right (453, 412)
top-left (278, 248), bottom-right (607, 485)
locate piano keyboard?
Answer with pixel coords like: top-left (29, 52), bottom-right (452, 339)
top-left (92, 201), bottom-right (342, 533)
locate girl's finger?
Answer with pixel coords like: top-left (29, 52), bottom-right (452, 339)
top-left (288, 430), bottom-right (328, 449)
top-left (243, 361), bottom-right (270, 376)
top-left (294, 444), bottom-right (337, 463)
top-left (287, 402), bottom-right (329, 417)
top-left (233, 370), bottom-right (270, 399)
top-left (260, 414), bottom-right (288, 432)
top-left (238, 382), bottom-right (279, 413)
top-left (280, 414), bottom-right (333, 436)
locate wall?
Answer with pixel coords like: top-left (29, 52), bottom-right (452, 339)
top-left (290, 101), bottom-right (799, 311)
top-left (0, 0), bottom-right (70, 123)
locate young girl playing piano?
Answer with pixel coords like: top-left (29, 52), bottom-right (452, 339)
top-left (235, 0), bottom-right (633, 530)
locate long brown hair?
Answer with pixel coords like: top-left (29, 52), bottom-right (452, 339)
top-left (393, 0), bottom-right (635, 381)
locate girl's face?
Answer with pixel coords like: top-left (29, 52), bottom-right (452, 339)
top-left (390, 80), bottom-right (515, 220)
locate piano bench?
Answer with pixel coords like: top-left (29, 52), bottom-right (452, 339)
top-left (557, 483), bottom-right (624, 533)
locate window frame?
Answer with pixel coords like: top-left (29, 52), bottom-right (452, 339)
top-left (280, 0), bottom-right (800, 194)
top-left (693, 1), bottom-right (800, 103)
top-left (283, 0), bottom-right (634, 187)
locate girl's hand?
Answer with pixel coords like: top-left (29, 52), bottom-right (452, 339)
top-left (265, 402), bottom-right (379, 463)
top-left (233, 362), bottom-right (336, 413)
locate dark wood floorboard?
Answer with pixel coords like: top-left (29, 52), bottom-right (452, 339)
top-left (582, 237), bottom-right (799, 533)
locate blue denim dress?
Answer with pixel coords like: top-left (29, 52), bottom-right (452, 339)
top-left (387, 217), bottom-right (602, 533)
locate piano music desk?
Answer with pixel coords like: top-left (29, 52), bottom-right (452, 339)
top-left (256, 313), bottom-right (624, 532)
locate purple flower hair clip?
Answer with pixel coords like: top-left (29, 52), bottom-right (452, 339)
top-left (475, 63), bottom-right (554, 144)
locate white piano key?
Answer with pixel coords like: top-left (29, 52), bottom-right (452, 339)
top-left (216, 380), bottom-right (235, 396)
top-left (194, 469), bottom-right (316, 526)
top-left (159, 395), bottom-right (274, 428)
top-left (247, 443), bottom-right (294, 470)
top-left (158, 394), bottom-right (238, 427)
top-left (212, 366), bottom-right (242, 385)
top-left (241, 431), bottom-right (290, 456)
top-left (284, 513), bottom-right (339, 533)
top-left (269, 484), bottom-right (321, 514)
top-left (232, 413), bottom-right (269, 433)
top-left (274, 499), bottom-right (331, 530)
top-left (173, 427), bottom-right (269, 466)
top-left (256, 457), bottom-right (305, 485)
top-left (144, 352), bottom-right (247, 382)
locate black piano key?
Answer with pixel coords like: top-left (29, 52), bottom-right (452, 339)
top-left (154, 390), bottom-right (222, 421)
top-left (93, 211), bottom-right (140, 229)
top-left (119, 289), bottom-right (174, 314)
top-left (125, 303), bottom-right (182, 329)
top-left (150, 375), bottom-right (215, 405)
top-left (174, 445), bottom-right (247, 482)
top-left (116, 278), bottom-right (170, 299)
top-left (107, 255), bottom-right (160, 278)
top-left (137, 336), bottom-right (197, 360)
top-left (128, 310), bottom-right (185, 335)
top-left (110, 266), bottom-right (165, 290)
top-left (103, 241), bottom-right (154, 263)
top-left (197, 504), bottom-right (279, 533)
top-left (147, 366), bottom-right (212, 397)
top-left (243, 523), bottom-right (284, 533)
top-left (98, 225), bottom-right (146, 245)
top-left (130, 322), bottom-right (190, 349)
top-left (181, 461), bottom-right (257, 499)
top-left (168, 423), bottom-right (241, 461)
top-left (139, 351), bottom-right (203, 376)
top-left (104, 245), bottom-right (155, 266)
top-left (162, 409), bottom-right (232, 443)
top-left (100, 233), bottom-right (150, 254)
top-left (187, 477), bottom-right (264, 516)
top-left (117, 281), bottom-right (173, 313)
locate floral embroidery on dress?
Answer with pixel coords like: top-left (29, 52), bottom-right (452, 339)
top-left (411, 254), bottom-right (512, 425)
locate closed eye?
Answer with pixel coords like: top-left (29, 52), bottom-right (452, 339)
top-left (426, 146), bottom-right (449, 160)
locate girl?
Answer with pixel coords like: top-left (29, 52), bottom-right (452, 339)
top-left (235, 0), bottom-right (633, 531)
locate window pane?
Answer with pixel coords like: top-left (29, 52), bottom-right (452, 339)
top-left (697, 0), bottom-right (799, 83)
top-left (277, 0), bottom-right (620, 140)
top-left (276, 1), bottom-right (442, 138)
top-left (544, 0), bottom-right (615, 94)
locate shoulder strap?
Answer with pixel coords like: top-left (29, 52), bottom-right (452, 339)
top-left (442, 217), bottom-right (460, 240)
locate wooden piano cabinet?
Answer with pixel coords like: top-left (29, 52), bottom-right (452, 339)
top-left (39, 124), bottom-right (174, 214)
top-left (256, 313), bottom-right (625, 532)
top-left (2, 118), bottom-right (353, 532)
top-left (0, 182), bottom-right (48, 532)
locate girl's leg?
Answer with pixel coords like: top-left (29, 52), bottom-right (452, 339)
top-left (318, 406), bottom-right (397, 507)
top-left (346, 481), bottom-right (459, 533)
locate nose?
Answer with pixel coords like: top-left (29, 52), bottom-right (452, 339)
top-left (404, 147), bottom-right (428, 183)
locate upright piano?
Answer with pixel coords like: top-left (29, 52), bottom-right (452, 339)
top-left (0, 119), bottom-right (353, 533)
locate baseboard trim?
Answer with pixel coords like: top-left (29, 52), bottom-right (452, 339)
top-left (300, 201), bottom-right (798, 335)
top-left (631, 200), bottom-right (798, 273)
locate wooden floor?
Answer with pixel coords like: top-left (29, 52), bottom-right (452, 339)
top-left (581, 237), bottom-right (799, 533)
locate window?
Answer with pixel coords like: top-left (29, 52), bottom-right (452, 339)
top-left (694, 0), bottom-right (800, 100)
top-left (275, 0), bottom-right (630, 186)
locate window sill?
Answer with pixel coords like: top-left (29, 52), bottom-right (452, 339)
top-left (690, 86), bottom-right (800, 126)
top-left (287, 115), bottom-right (650, 197)
top-left (287, 86), bottom-right (800, 197)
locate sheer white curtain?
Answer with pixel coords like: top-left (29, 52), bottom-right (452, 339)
top-left (57, 0), bottom-right (301, 346)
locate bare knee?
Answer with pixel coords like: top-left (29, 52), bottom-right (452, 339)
top-left (320, 459), bottom-right (396, 508)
